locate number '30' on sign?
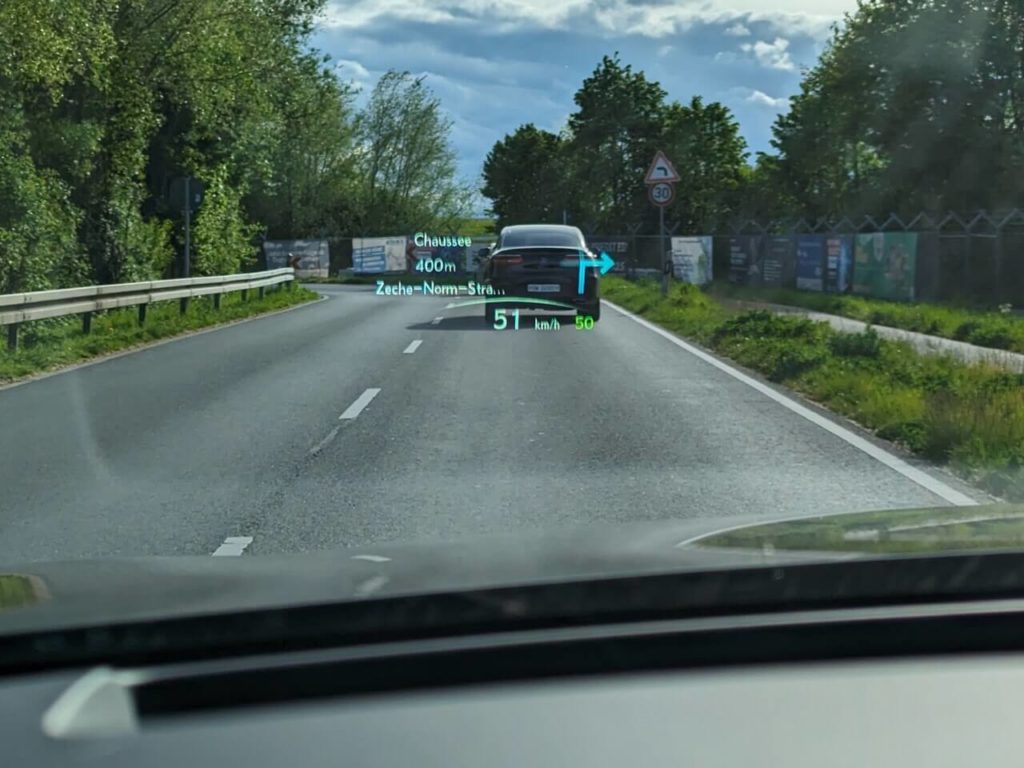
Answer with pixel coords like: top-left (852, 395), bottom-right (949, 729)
top-left (648, 182), bottom-right (675, 207)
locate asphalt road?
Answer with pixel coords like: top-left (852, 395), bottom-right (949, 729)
top-left (0, 283), bottom-right (989, 563)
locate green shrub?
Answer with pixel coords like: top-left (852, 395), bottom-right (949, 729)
top-left (711, 310), bottom-right (821, 343)
top-left (829, 327), bottom-right (882, 358)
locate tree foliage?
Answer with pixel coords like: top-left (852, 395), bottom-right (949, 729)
top-left (481, 125), bottom-right (567, 229)
top-left (481, 53), bottom-right (748, 232)
top-left (765, 0), bottom-right (1024, 217)
top-left (0, 0), bottom-right (470, 292)
top-left (352, 71), bottom-right (473, 235)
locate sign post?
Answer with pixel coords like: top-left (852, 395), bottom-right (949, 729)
top-left (645, 151), bottom-right (679, 295)
top-left (169, 176), bottom-right (204, 277)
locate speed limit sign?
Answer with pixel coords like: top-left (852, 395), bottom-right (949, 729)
top-left (648, 182), bottom-right (674, 207)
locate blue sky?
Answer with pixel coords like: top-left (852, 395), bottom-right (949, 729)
top-left (312, 0), bottom-right (858, 214)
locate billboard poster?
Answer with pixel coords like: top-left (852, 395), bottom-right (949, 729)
top-left (854, 232), bottom-right (917, 301)
top-left (825, 235), bottom-right (852, 293)
top-left (467, 237), bottom-right (496, 273)
top-left (353, 236), bottom-right (407, 273)
top-left (796, 235), bottom-right (826, 291)
top-left (407, 236), bottom-right (496, 273)
top-left (264, 239), bottom-right (329, 278)
top-left (670, 236), bottom-right (713, 285)
top-left (762, 236), bottom-right (793, 287)
top-left (728, 237), bottom-right (757, 284)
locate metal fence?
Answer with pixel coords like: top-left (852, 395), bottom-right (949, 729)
top-left (312, 211), bottom-right (1024, 304)
top-left (574, 209), bottom-right (1024, 304)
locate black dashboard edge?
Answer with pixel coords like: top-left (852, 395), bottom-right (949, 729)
top-left (3, 550), bottom-right (1024, 677)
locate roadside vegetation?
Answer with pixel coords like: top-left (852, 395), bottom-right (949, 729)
top-left (602, 277), bottom-right (1024, 502)
top-left (0, 286), bottom-right (319, 384)
top-left (709, 282), bottom-right (1024, 354)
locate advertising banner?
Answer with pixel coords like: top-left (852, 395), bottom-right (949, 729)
top-left (825, 235), bottom-right (852, 293)
top-left (467, 237), bottom-right (496, 273)
top-left (728, 236), bottom-right (758, 284)
top-left (263, 239), bottom-right (329, 278)
top-left (762, 236), bottom-right (793, 287)
top-left (670, 236), bottom-right (713, 285)
top-left (854, 232), bottom-right (917, 300)
top-left (408, 237), bottom-right (496, 273)
top-left (353, 236), bottom-right (407, 273)
top-left (796, 235), bottom-right (826, 291)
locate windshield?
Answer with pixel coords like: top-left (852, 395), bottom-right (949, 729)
top-left (499, 228), bottom-right (585, 248)
top-left (1, 0), bottom-right (1022, 642)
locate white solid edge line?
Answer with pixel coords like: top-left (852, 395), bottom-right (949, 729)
top-left (212, 536), bottom-right (253, 556)
top-left (339, 387), bottom-right (381, 420)
top-left (602, 298), bottom-right (979, 508)
top-left (403, 339), bottom-right (423, 354)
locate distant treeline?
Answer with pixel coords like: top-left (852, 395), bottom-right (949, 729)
top-left (484, 0), bottom-right (1024, 235)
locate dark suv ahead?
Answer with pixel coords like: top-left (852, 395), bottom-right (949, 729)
top-left (480, 224), bottom-right (601, 326)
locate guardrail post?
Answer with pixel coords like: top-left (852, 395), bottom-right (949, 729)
top-left (81, 312), bottom-right (92, 335)
top-left (258, 286), bottom-right (265, 300)
top-left (241, 289), bottom-right (248, 302)
top-left (138, 305), bottom-right (147, 326)
top-left (179, 297), bottom-right (189, 315)
top-left (6, 323), bottom-right (17, 352)
top-left (213, 294), bottom-right (221, 310)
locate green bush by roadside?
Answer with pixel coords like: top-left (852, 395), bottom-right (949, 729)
top-left (708, 281), bottom-right (1024, 354)
top-left (0, 285), bottom-right (319, 384)
top-left (602, 277), bottom-right (1024, 501)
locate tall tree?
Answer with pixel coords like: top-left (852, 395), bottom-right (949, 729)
top-left (481, 124), bottom-right (566, 228)
top-left (352, 71), bottom-right (472, 235)
top-left (565, 53), bottom-right (668, 231)
top-left (661, 96), bottom-right (748, 231)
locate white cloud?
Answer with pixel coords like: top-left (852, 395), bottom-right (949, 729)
top-left (320, 1), bottom-right (846, 41)
top-left (658, 45), bottom-right (673, 56)
top-left (740, 37), bottom-right (795, 71)
top-left (745, 89), bottom-right (790, 109)
top-left (334, 59), bottom-right (370, 81)
top-left (714, 51), bottom-right (739, 62)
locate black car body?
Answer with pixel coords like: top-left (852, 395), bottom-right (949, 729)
top-left (480, 224), bottom-right (601, 324)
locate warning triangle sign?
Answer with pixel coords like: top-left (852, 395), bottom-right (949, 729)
top-left (645, 150), bottom-right (680, 184)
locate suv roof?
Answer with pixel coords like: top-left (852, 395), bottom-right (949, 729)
top-left (497, 225), bottom-right (585, 249)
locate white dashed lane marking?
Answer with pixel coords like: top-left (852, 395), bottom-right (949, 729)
top-left (212, 536), bottom-right (253, 556)
top-left (339, 387), bottom-right (381, 420)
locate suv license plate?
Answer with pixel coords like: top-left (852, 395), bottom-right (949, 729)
top-left (527, 284), bottom-right (560, 292)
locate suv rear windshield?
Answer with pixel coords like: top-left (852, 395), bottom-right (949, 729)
top-left (500, 229), bottom-right (583, 248)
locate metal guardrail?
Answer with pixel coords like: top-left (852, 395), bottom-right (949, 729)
top-left (0, 267), bottom-right (295, 351)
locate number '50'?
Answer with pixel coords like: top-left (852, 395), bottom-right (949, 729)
top-left (575, 316), bottom-right (595, 330)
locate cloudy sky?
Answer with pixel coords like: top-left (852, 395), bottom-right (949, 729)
top-left (312, 0), bottom-right (858, 213)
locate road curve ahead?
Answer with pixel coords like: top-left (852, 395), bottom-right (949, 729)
top-left (0, 283), bottom-right (987, 562)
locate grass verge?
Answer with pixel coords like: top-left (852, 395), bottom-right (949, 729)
top-left (0, 284), bottom-right (320, 384)
top-left (708, 281), bottom-right (1024, 354)
top-left (603, 276), bottom-right (1024, 502)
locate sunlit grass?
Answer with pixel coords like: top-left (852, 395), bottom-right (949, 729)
top-left (707, 281), bottom-right (1024, 353)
